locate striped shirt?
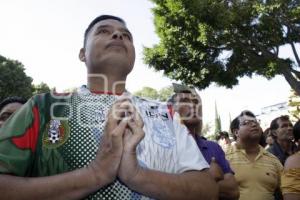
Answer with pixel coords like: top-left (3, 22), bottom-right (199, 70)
top-left (226, 144), bottom-right (283, 200)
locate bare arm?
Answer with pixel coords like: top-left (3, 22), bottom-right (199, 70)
top-left (0, 101), bottom-right (130, 200)
top-left (118, 108), bottom-right (218, 200)
top-left (283, 153), bottom-right (300, 200)
top-left (208, 158), bottom-right (239, 200)
top-left (123, 166), bottom-right (218, 200)
top-left (218, 173), bottom-right (239, 200)
top-left (0, 167), bottom-right (104, 200)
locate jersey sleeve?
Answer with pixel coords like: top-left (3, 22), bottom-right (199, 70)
top-left (173, 113), bottom-right (209, 173)
top-left (0, 97), bottom-right (40, 176)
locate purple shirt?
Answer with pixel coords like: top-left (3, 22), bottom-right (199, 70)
top-left (195, 136), bottom-right (234, 174)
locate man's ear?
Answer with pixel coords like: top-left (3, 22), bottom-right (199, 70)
top-left (79, 48), bottom-right (86, 62)
top-left (234, 129), bottom-right (239, 138)
top-left (271, 130), bottom-right (277, 137)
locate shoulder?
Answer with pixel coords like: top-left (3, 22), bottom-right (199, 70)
top-left (262, 148), bottom-right (283, 168)
top-left (206, 140), bottom-right (221, 146)
top-left (263, 148), bottom-right (280, 160)
top-left (205, 140), bottom-right (223, 150)
top-left (225, 144), bottom-right (237, 155)
top-left (225, 144), bottom-right (245, 162)
top-left (266, 143), bottom-right (275, 152)
top-left (284, 152), bottom-right (300, 170)
top-left (31, 93), bottom-right (73, 116)
top-left (32, 91), bottom-right (72, 103)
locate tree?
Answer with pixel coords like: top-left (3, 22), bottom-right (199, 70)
top-left (214, 101), bottom-right (222, 134)
top-left (134, 86), bottom-right (175, 101)
top-left (134, 86), bottom-right (159, 100)
top-left (63, 87), bottom-right (77, 93)
top-left (33, 82), bottom-right (51, 95)
top-left (144, 0), bottom-right (300, 95)
top-left (288, 89), bottom-right (300, 122)
top-left (158, 86), bottom-right (174, 101)
top-left (0, 55), bottom-right (33, 102)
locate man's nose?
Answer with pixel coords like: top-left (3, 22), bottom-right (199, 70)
top-left (112, 31), bottom-right (123, 40)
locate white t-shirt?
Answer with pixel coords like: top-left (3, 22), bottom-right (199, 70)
top-left (72, 86), bottom-right (209, 199)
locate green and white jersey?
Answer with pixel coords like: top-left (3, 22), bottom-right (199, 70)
top-left (0, 86), bottom-right (208, 200)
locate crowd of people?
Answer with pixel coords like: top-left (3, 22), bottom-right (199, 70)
top-left (0, 14), bottom-right (299, 200)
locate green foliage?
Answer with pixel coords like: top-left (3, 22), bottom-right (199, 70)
top-left (145, 0), bottom-right (300, 94)
top-left (134, 86), bottom-right (174, 101)
top-left (63, 87), bottom-right (77, 93)
top-left (0, 55), bottom-right (33, 102)
top-left (134, 87), bottom-right (159, 100)
top-left (288, 89), bottom-right (300, 122)
top-left (33, 82), bottom-right (51, 95)
top-left (158, 86), bottom-right (174, 101)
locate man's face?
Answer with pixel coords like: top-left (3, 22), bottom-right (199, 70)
top-left (0, 102), bottom-right (23, 128)
top-left (81, 19), bottom-right (135, 76)
top-left (236, 115), bottom-right (262, 143)
top-left (175, 92), bottom-right (202, 129)
top-left (274, 119), bottom-right (294, 141)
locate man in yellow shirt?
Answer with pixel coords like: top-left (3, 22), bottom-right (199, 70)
top-left (226, 110), bottom-right (283, 200)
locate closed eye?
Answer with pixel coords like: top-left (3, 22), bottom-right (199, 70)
top-left (98, 28), bottom-right (110, 34)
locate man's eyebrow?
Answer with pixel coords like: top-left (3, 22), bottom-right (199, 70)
top-left (95, 24), bottom-right (111, 31)
top-left (95, 25), bottom-right (132, 36)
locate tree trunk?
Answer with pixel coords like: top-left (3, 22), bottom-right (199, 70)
top-left (281, 67), bottom-right (300, 96)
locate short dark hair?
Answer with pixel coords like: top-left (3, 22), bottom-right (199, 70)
top-left (216, 131), bottom-right (229, 141)
top-left (269, 115), bottom-right (290, 131)
top-left (293, 120), bottom-right (300, 141)
top-left (0, 96), bottom-right (27, 112)
top-left (230, 110), bottom-right (256, 140)
top-left (167, 90), bottom-right (192, 105)
top-left (83, 15), bottom-right (126, 47)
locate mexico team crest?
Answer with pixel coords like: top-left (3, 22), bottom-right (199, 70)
top-left (43, 119), bottom-right (70, 148)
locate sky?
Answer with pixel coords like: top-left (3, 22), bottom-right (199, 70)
top-left (0, 0), bottom-right (293, 131)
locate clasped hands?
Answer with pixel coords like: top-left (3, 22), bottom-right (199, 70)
top-left (89, 96), bottom-right (145, 187)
